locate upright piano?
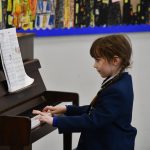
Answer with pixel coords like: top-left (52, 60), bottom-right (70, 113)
top-left (0, 33), bottom-right (79, 150)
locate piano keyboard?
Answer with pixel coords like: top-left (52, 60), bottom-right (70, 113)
top-left (31, 115), bottom-right (41, 129)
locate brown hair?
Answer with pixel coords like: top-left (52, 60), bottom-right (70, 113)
top-left (90, 34), bottom-right (132, 71)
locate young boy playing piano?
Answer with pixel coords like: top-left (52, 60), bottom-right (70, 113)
top-left (33, 34), bottom-right (137, 150)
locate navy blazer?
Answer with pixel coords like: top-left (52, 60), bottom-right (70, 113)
top-left (53, 72), bottom-right (137, 150)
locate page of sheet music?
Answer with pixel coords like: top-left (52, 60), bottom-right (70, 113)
top-left (0, 28), bottom-right (34, 93)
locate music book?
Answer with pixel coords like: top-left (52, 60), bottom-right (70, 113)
top-left (0, 28), bottom-right (34, 93)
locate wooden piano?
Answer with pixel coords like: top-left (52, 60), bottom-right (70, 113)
top-left (0, 34), bottom-right (79, 150)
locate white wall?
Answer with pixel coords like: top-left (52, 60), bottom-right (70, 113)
top-left (33, 33), bottom-right (150, 150)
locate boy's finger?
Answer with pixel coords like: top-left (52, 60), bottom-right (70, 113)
top-left (32, 110), bottom-right (43, 116)
top-left (43, 106), bottom-right (52, 111)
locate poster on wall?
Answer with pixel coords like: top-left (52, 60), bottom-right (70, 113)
top-left (0, 0), bottom-right (149, 36)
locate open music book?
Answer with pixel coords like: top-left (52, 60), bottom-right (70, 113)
top-left (0, 28), bottom-right (34, 93)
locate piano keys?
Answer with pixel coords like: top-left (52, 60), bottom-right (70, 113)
top-left (31, 115), bottom-right (41, 129)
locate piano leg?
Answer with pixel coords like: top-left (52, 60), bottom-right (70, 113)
top-left (63, 134), bottom-right (72, 150)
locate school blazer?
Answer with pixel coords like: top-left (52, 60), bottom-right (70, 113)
top-left (53, 72), bottom-right (137, 150)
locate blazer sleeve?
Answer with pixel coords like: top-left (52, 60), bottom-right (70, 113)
top-left (54, 87), bottom-right (124, 134)
top-left (65, 105), bottom-right (90, 116)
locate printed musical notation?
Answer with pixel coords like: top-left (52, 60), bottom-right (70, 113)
top-left (0, 28), bottom-right (34, 93)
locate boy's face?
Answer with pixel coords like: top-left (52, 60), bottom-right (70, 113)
top-left (93, 57), bottom-right (121, 78)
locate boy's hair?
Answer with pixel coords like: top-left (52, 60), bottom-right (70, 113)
top-left (90, 34), bottom-right (132, 71)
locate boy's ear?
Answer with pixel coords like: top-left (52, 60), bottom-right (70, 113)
top-left (113, 55), bottom-right (121, 66)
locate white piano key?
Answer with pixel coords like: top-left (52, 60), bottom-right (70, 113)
top-left (31, 115), bottom-right (41, 129)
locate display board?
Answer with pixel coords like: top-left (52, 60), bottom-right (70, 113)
top-left (0, 0), bottom-right (150, 36)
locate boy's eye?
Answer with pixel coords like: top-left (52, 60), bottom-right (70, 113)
top-left (95, 58), bottom-right (101, 62)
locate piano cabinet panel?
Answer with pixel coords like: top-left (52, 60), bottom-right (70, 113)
top-left (0, 71), bottom-right (7, 97)
top-left (0, 116), bottom-right (31, 146)
top-left (17, 33), bottom-right (34, 61)
top-left (0, 82), bottom-right (7, 97)
top-left (0, 71), bottom-right (5, 82)
top-left (0, 114), bottom-right (56, 145)
top-left (31, 123), bottom-right (56, 143)
top-left (43, 91), bottom-right (79, 106)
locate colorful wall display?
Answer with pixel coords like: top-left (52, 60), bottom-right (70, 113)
top-left (0, 0), bottom-right (150, 36)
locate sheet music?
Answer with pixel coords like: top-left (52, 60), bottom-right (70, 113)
top-left (0, 28), bottom-right (34, 93)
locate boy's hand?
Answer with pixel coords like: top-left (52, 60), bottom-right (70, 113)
top-left (42, 105), bottom-right (67, 115)
top-left (32, 110), bottom-right (53, 125)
